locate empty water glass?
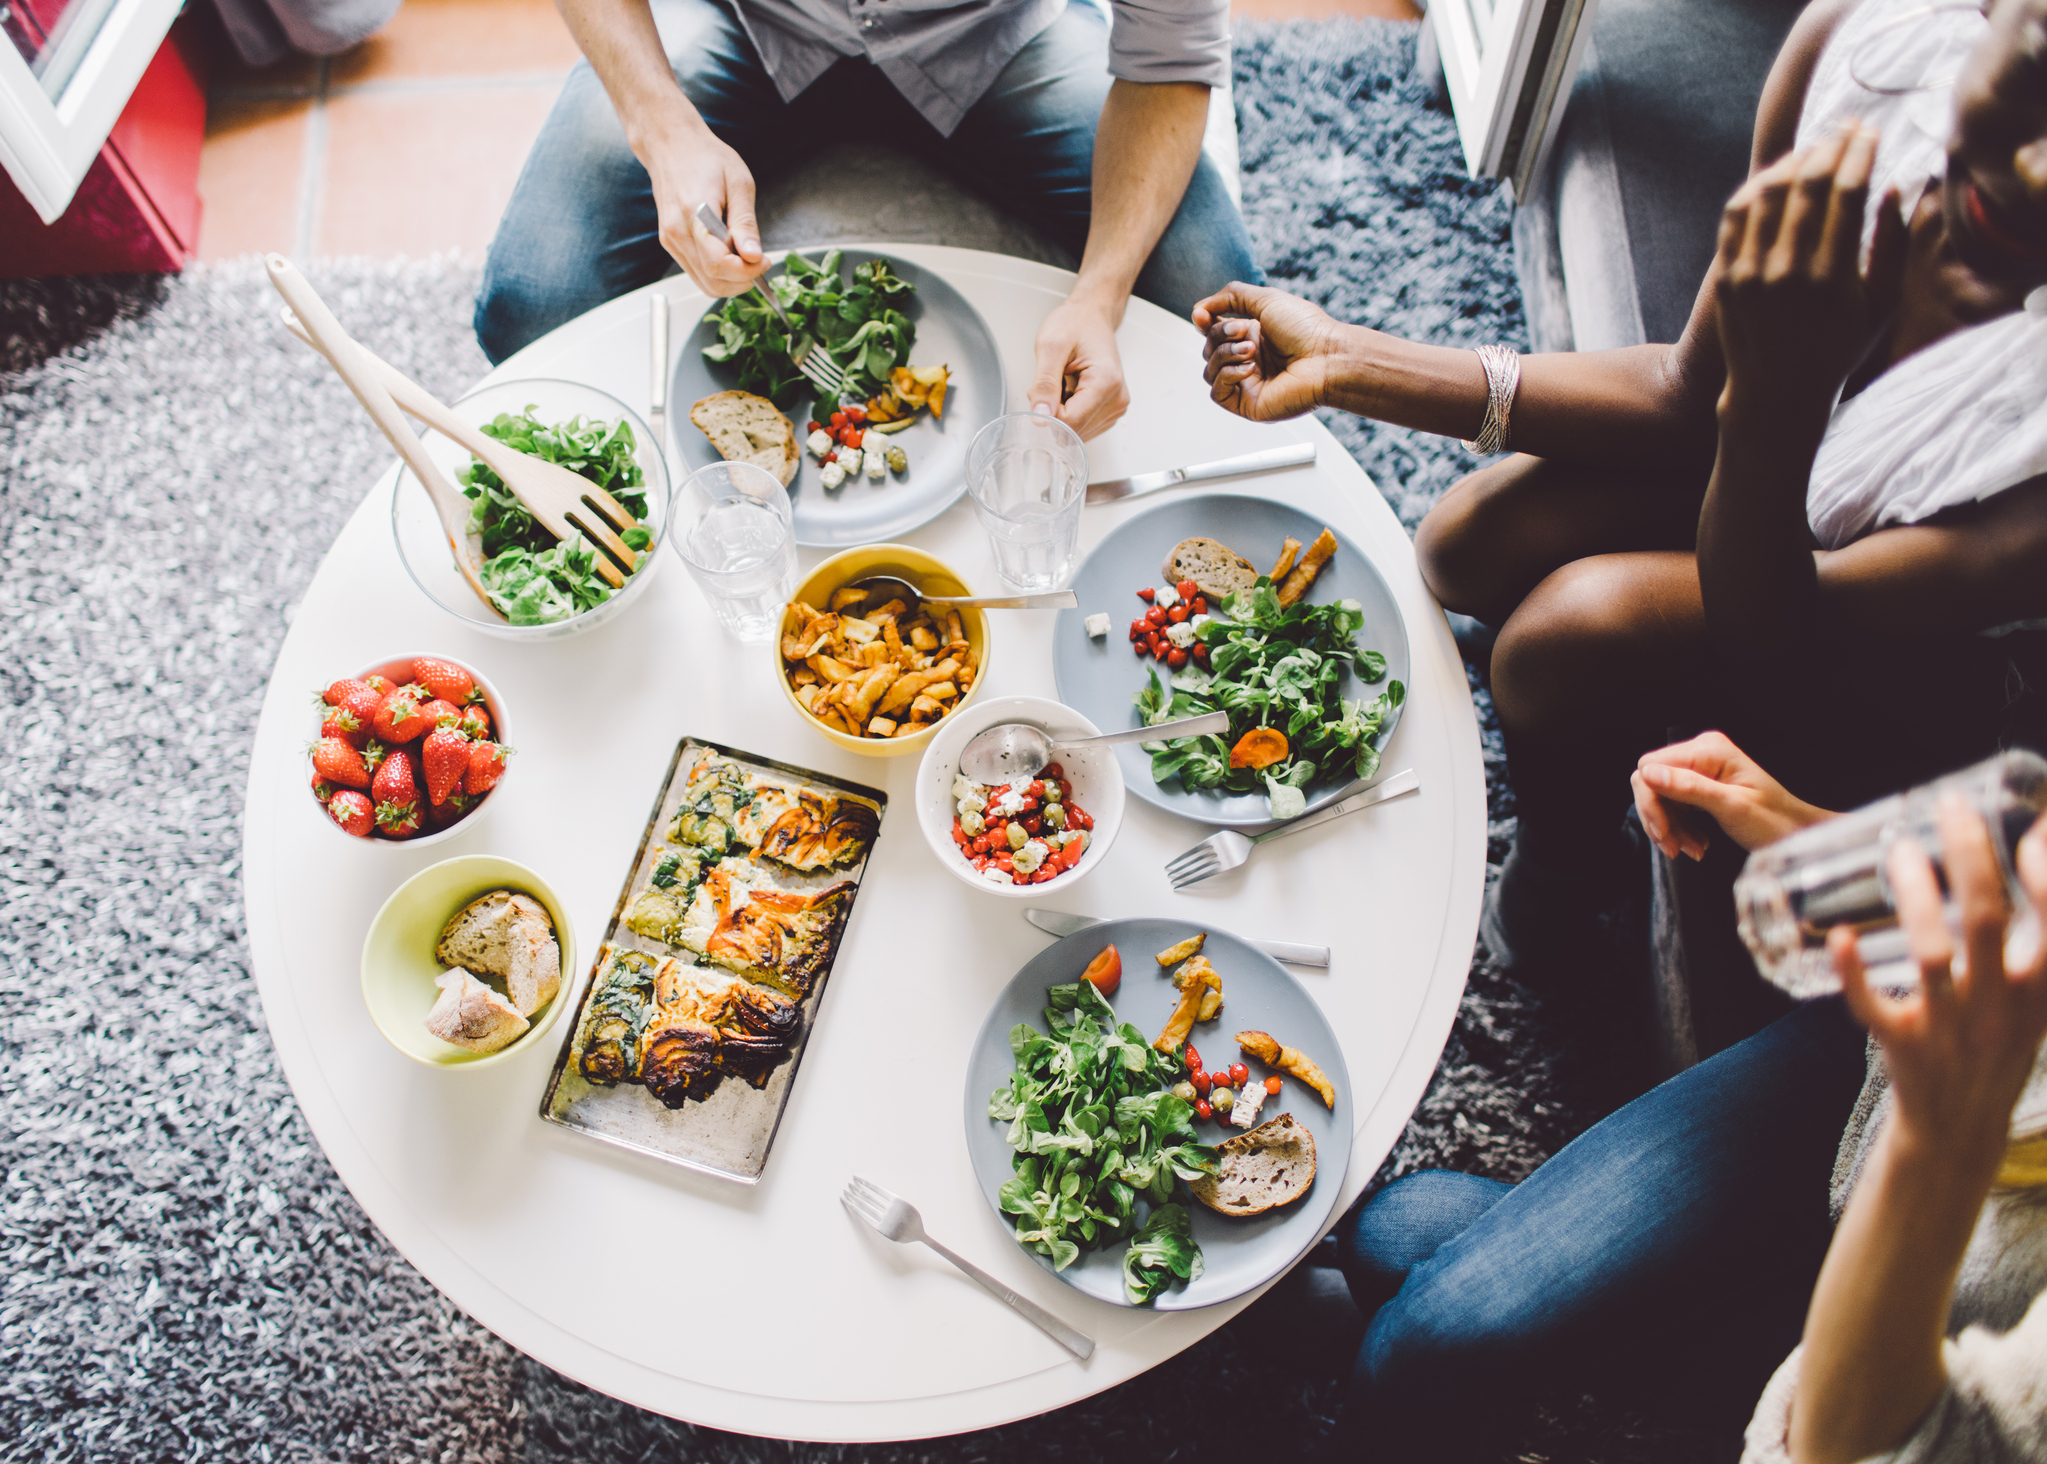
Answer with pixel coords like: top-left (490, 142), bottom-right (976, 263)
top-left (671, 462), bottom-right (797, 641)
top-left (966, 411), bottom-right (1087, 590)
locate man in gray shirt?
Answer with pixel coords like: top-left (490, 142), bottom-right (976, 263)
top-left (475, 0), bottom-right (1260, 440)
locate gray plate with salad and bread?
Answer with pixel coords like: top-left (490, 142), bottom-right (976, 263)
top-left (671, 249), bottom-right (1006, 549)
top-left (964, 917), bottom-right (1353, 1309)
top-left (1053, 494), bottom-right (1410, 828)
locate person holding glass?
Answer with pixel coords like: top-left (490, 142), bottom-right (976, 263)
top-left (1192, 0), bottom-right (2047, 978)
top-left (1305, 729), bottom-right (2047, 1462)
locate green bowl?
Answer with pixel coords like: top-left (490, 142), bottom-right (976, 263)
top-left (360, 855), bottom-right (576, 1068)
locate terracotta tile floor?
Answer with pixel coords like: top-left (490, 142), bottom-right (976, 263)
top-left (196, 0), bottom-right (1418, 262)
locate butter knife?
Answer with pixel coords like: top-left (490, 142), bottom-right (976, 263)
top-left (1085, 441), bottom-right (1316, 505)
top-left (649, 292), bottom-right (669, 450)
top-left (1023, 908), bottom-right (1330, 969)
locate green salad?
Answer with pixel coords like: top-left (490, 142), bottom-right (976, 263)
top-left (989, 980), bottom-right (1218, 1304)
top-left (701, 249), bottom-right (916, 404)
top-left (458, 408), bottom-right (652, 626)
top-left (1135, 578), bottom-right (1404, 818)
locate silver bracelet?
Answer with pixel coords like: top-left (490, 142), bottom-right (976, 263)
top-left (1462, 344), bottom-right (1521, 456)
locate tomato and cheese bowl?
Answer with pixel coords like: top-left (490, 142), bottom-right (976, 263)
top-left (914, 696), bottom-right (1125, 897)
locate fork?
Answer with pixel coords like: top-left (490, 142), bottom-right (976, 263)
top-left (1166, 767), bottom-right (1421, 890)
top-left (841, 1176), bottom-right (1094, 1360)
top-left (693, 203), bottom-right (849, 401)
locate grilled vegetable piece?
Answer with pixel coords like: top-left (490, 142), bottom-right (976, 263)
top-left (573, 947), bottom-right (658, 1084)
top-left (704, 881), bottom-right (856, 998)
top-left (1236, 1029), bottom-right (1337, 1107)
top-left (1154, 932), bottom-right (1207, 966)
top-left (668, 754), bottom-right (794, 855)
top-left (1269, 536), bottom-right (1302, 583)
top-left (1153, 954), bottom-right (1223, 1052)
top-left (756, 793), bottom-right (878, 872)
top-left (1275, 528), bottom-right (1338, 607)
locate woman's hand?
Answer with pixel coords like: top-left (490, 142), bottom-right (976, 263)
top-left (1835, 800), bottom-right (2047, 1158)
top-left (1192, 284), bottom-right (1345, 421)
top-left (1713, 122), bottom-right (1909, 416)
top-left (1629, 731), bottom-right (1833, 859)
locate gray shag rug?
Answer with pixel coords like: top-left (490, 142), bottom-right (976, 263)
top-left (0, 20), bottom-right (1685, 1464)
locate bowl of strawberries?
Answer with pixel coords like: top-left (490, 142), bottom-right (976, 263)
top-left (309, 653), bottom-right (511, 844)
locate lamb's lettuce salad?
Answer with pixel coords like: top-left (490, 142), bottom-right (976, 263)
top-left (1135, 578), bottom-right (1403, 817)
top-left (989, 980), bottom-right (1217, 1304)
top-left (701, 249), bottom-right (916, 405)
top-left (458, 408), bottom-right (652, 626)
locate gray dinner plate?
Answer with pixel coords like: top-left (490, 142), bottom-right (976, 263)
top-left (669, 250), bottom-right (1006, 549)
top-left (1052, 494), bottom-right (1410, 828)
top-left (963, 918), bottom-right (1353, 1310)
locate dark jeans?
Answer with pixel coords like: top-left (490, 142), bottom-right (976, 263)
top-left (476, 0), bottom-right (1261, 363)
top-left (1326, 996), bottom-right (1870, 1462)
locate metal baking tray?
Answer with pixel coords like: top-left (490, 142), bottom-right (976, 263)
top-left (538, 737), bottom-right (886, 1182)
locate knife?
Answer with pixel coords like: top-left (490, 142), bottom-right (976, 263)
top-left (649, 292), bottom-right (669, 450)
top-left (1024, 908), bottom-right (1330, 969)
top-left (1085, 441), bottom-right (1316, 505)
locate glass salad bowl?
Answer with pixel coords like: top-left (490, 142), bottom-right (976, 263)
top-left (391, 378), bottom-right (672, 641)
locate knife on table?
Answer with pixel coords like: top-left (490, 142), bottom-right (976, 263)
top-left (1024, 908), bottom-right (1330, 970)
top-left (648, 292), bottom-right (669, 450)
top-left (1085, 441), bottom-right (1316, 505)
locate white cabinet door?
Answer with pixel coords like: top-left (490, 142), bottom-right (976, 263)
top-left (1432, 0), bottom-right (1599, 199)
top-left (1, 0), bottom-right (184, 222)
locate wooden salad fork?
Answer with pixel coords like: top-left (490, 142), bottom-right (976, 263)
top-left (265, 255), bottom-right (503, 618)
top-left (276, 303), bottom-right (642, 590)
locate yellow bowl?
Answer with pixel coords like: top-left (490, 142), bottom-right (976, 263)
top-left (775, 543), bottom-right (991, 759)
top-left (360, 855), bottom-right (576, 1069)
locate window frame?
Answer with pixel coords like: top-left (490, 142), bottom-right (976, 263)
top-left (1432, 0), bottom-right (1600, 200)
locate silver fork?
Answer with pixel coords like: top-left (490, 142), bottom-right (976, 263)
top-left (1166, 767), bottom-right (1421, 890)
top-left (841, 1175), bottom-right (1094, 1360)
top-left (693, 203), bottom-right (849, 401)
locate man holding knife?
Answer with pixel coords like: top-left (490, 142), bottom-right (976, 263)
top-left (475, 0), bottom-right (1261, 442)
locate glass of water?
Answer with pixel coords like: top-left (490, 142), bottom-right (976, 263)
top-left (966, 412), bottom-right (1087, 590)
top-left (670, 462), bottom-right (797, 641)
top-left (1735, 750), bottom-right (2047, 998)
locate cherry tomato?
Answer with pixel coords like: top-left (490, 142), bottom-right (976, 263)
top-left (1167, 604), bottom-right (1190, 623)
top-left (1167, 648), bottom-right (1189, 669)
top-left (1028, 780), bottom-right (1046, 797)
top-left (1185, 1044), bottom-right (1202, 1072)
top-left (843, 428), bottom-right (864, 449)
top-left (830, 410), bottom-right (847, 428)
top-left (1193, 643), bottom-right (1211, 664)
top-left (1022, 815), bottom-right (1042, 835)
top-left (1080, 945), bottom-right (1121, 995)
top-left (1130, 619), bottom-right (1150, 640)
top-left (1137, 586), bottom-right (1155, 602)
top-left (1265, 1075), bottom-right (1284, 1094)
top-left (1145, 605), bottom-right (1167, 628)
top-left (1229, 1062), bottom-right (1248, 1086)
top-left (1147, 634), bottom-right (1165, 655)
top-left (846, 404), bottom-right (866, 422)
top-left (1195, 1099), bottom-right (1213, 1122)
top-left (1076, 809), bottom-right (1094, 830)
top-left (973, 834), bottom-right (992, 854)
top-left (1133, 641), bottom-right (1148, 657)
top-left (1192, 596), bottom-right (1208, 615)
top-left (1041, 762), bottom-right (1064, 779)
top-left (1191, 1070), bottom-right (1211, 1096)
top-left (807, 420), bottom-right (822, 434)
top-left (1176, 580), bottom-right (1199, 601)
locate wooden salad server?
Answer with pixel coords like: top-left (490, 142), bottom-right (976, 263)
top-left (274, 300), bottom-right (642, 591)
top-left (265, 256), bottom-right (504, 617)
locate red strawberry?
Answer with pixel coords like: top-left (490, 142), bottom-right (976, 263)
top-left (421, 727), bottom-right (471, 806)
top-left (456, 704), bottom-right (492, 740)
top-left (412, 657), bottom-right (475, 705)
top-left (372, 747), bottom-right (420, 812)
top-left (371, 684), bottom-right (433, 743)
top-left (464, 739), bottom-right (511, 795)
top-left (420, 698), bottom-right (462, 730)
top-left (312, 774), bottom-right (335, 804)
top-left (360, 738), bottom-right (389, 773)
top-left (320, 704), bottom-right (365, 746)
top-left (311, 736), bottom-right (371, 789)
top-left (374, 800), bottom-right (423, 838)
top-left (427, 790), bottom-right (475, 828)
top-left (329, 790), bottom-right (375, 837)
top-left (362, 674), bottom-right (393, 696)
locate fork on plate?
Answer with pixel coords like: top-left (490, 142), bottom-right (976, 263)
top-left (693, 203), bottom-right (849, 400)
top-left (1166, 768), bottom-right (1421, 890)
top-left (841, 1175), bottom-right (1094, 1360)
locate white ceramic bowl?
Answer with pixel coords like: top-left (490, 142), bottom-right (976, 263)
top-left (914, 695), bottom-right (1126, 899)
top-left (309, 652), bottom-right (508, 849)
top-left (391, 378), bottom-right (671, 641)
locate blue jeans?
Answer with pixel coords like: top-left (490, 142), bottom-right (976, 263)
top-left (476, 0), bottom-right (1261, 363)
top-left (1326, 996), bottom-right (1870, 1461)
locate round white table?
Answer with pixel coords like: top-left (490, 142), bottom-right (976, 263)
top-left (242, 246), bottom-right (1487, 1442)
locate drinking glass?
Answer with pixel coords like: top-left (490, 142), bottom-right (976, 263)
top-left (670, 462), bottom-right (798, 641)
top-left (1735, 750), bottom-right (2047, 997)
top-left (965, 412), bottom-right (1087, 590)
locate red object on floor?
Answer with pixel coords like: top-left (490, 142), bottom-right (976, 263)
top-left (0, 25), bottom-right (206, 278)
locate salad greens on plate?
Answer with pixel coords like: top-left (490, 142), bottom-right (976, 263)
top-left (701, 249), bottom-right (916, 405)
top-left (458, 408), bottom-right (652, 626)
top-left (989, 980), bottom-right (1217, 1305)
top-left (1136, 577), bottom-right (1404, 818)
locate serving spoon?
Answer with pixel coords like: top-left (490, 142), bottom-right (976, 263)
top-left (959, 711), bottom-right (1230, 783)
top-left (845, 574), bottom-right (1075, 616)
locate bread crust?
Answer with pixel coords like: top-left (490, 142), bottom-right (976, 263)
top-left (1189, 1112), bottom-right (1316, 1217)
top-left (1162, 537), bottom-right (1258, 601)
top-left (690, 390), bottom-right (798, 487)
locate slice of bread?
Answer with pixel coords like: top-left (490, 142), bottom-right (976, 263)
top-left (1163, 538), bottom-right (1259, 601)
top-left (424, 967), bottom-right (530, 1053)
top-left (437, 889), bottom-right (561, 1016)
top-left (1190, 1112), bottom-right (1317, 1217)
top-left (691, 391), bottom-right (797, 486)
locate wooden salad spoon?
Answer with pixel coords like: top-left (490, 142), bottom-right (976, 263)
top-left (265, 255), bottom-right (503, 617)
top-left (274, 301), bottom-right (643, 590)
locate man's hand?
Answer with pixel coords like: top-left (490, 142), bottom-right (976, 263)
top-left (1029, 296), bottom-right (1129, 440)
top-left (1630, 730), bottom-right (1833, 860)
top-left (640, 116), bottom-right (769, 298)
top-left (1193, 283), bottom-right (1344, 421)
